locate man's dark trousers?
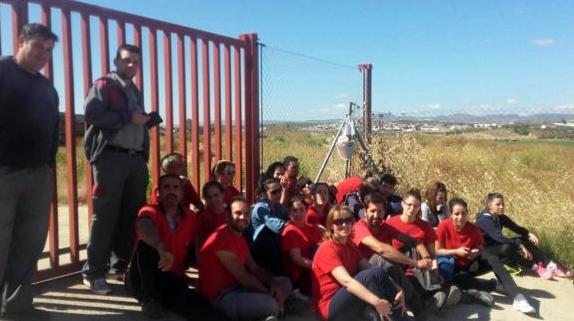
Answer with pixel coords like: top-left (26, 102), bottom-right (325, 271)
top-left (0, 165), bottom-right (52, 312)
top-left (82, 149), bottom-right (148, 280)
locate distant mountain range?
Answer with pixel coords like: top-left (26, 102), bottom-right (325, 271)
top-left (262, 113), bottom-right (574, 125)
top-left (381, 113), bottom-right (574, 123)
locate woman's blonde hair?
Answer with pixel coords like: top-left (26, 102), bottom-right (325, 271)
top-left (323, 205), bottom-right (354, 242)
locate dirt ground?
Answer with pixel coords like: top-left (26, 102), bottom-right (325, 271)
top-left (7, 271), bottom-right (569, 321)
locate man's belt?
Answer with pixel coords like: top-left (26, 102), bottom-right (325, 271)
top-left (105, 145), bottom-right (144, 156)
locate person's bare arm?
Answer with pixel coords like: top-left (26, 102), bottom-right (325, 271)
top-left (289, 248), bottom-right (312, 269)
top-left (137, 217), bottom-right (173, 271)
top-left (362, 236), bottom-right (427, 268)
top-left (216, 251), bottom-right (268, 293)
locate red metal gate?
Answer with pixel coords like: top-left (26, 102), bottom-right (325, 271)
top-left (1, 0), bottom-right (259, 281)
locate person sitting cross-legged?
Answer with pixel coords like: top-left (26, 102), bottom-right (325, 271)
top-left (199, 197), bottom-right (292, 321)
top-left (124, 174), bottom-right (229, 320)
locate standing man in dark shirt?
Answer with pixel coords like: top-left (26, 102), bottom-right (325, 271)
top-left (0, 23), bottom-right (59, 319)
top-left (82, 44), bottom-right (161, 294)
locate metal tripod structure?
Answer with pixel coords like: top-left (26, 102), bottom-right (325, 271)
top-left (314, 102), bottom-right (381, 183)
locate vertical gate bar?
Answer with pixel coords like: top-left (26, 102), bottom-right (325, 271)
top-left (42, 3), bottom-right (59, 269)
top-left (240, 35), bottom-right (253, 202)
top-left (164, 31), bottom-right (174, 153)
top-left (11, 0), bottom-right (28, 52)
top-left (213, 42), bottom-right (222, 161)
top-left (233, 46), bottom-right (242, 191)
top-left (116, 19), bottom-right (125, 46)
top-left (249, 34), bottom-right (260, 195)
top-left (176, 33), bottom-right (187, 163)
top-left (133, 25), bottom-right (143, 91)
top-left (149, 28), bottom-right (160, 187)
top-left (202, 39), bottom-right (212, 182)
top-left (190, 37), bottom-right (200, 189)
top-left (98, 16), bottom-right (109, 75)
top-left (223, 44), bottom-right (232, 160)
top-left (62, 8), bottom-right (80, 263)
top-left (80, 11), bottom-right (94, 233)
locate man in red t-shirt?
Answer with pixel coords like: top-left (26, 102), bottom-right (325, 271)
top-left (351, 192), bottom-right (441, 319)
top-left (149, 152), bottom-right (204, 212)
top-left (280, 155), bottom-right (300, 206)
top-left (125, 174), bottom-right (229, 321)
top-left (199, 197), bottom-right (292, 321)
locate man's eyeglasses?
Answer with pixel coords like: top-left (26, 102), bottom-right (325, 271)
top-left (332, 216), bottom-right (354, 226)
top-left (223, 170), bottom-right (235, 176)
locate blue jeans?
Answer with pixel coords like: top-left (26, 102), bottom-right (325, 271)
top-left (328, 266), bottom-right (403, 321)
top-left (0, 165), bottom-right (52, 312)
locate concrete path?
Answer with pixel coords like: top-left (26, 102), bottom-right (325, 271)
top-left (18, 272), bottom-right (573, 321)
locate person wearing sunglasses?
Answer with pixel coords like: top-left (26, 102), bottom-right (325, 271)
top-left (249, 178), bottom-right (290, 276)
top-left (211, 160), bottom-right (241, 207)
top-left (312, 205), bottom-right (406, 321)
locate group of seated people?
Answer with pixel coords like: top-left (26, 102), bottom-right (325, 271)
top-left (123, 153), bottom-right (571, 321)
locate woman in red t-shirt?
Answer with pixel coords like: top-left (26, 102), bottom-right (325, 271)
top-left (305, 182), bottom-right (332, 227)
top-left (311, 205), bottom-right (405, 321)
top-left (211, 160), bottom-right (241, 206)
top-left (281, 197), bottom-right (322, 296)
top-left (436, 198), bottom-right (535, 312)
top-left (197, 181), bottom-right (228, 250)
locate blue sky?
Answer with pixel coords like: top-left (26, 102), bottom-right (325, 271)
top-left (3, 0), bottom-right (573, 120)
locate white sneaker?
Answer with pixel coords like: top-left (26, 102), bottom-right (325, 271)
top-left (513, 293), bottom-right (535, 314)
top-left (83, 277), bottom-right (112, 295)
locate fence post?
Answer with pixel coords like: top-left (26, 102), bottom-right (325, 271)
top-left (358, 64), bottom-right (373, 143)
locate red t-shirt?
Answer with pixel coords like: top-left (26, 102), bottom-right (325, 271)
top-left (281, 223), bottom-right (323, 282)
top-left (351, 219), bottom-right (392, 259)
top-left (150, 178), bottom-right (204, 211)
top-left (198, 225), bottom-right (250, 301)
top-left (312, 241), bottom-right (362, 321)
top-left (223, 185), bottom-right (241, 206)
top-left (197, 206), bottom-right (228, 248)
top-left (137, 204), bottom-right (198, 277)
top-left (305, 205), bottom-right (329, 226)
top-left (385, 215), bottom-right (437, 250)
top-left (335, 176), bottom-right (363, 204)
top-left (436, 219), bottom-right (484, 268)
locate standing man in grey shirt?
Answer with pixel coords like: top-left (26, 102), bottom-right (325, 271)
top-left (82, 44), bottom-right (161, 294)
top-left (0, 23), bottom-right (59, 319)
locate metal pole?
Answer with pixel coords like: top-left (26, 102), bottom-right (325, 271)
top-left (358, 64), bottom-right (373, 143)
top-left (315, 116), bottom-right (348, 183)
top-left (355, 130), bottom-right (380, 176)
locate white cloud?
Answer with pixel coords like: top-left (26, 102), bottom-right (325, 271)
top-left (506, 98), bottom-right (518, 105)
top-left (318, 103), bottom-right (347, 115)
top-left (427, 103), bottom-right (441, 110)
top-left (549, 103), bottom-right (574, 113)
top-left (532, 38), bottom-right (556, 47)
top-left (336, 93), bottom-right (350, 99)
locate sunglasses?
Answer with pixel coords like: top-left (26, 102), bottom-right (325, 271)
top-left (223, 170), bottom-right (235, 175)
top-left (269, 188), bottom-right (282, 195)
top-left (332, 216), bottom-right (354, 226)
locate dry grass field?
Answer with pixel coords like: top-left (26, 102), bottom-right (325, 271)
top-left (262, 126), bottom-right (574, 269)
